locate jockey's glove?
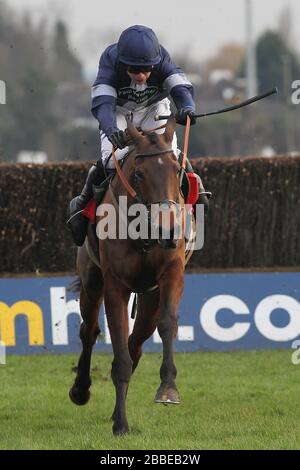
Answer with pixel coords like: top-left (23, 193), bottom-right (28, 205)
top-left (176, 109), bottom-right (197, 126)
top-left (108, 130), bottom-right (127, 150)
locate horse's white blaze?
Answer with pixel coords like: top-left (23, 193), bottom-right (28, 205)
top-left (158, 157), bottom-right (164, 165)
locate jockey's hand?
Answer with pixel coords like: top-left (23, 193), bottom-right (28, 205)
top-left (176, 109), bottom-right (197, 126)
top-left (108, 130), bottom-right (127, 150)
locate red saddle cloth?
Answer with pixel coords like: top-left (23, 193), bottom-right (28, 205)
top-left (186, 173), bottom-right (199, 206)
top-left (82, 199), bottom-right (97, 224)
top-left (81, 173), bottom-right (199, 223)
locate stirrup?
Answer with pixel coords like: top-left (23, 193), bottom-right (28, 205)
top-left (200, 190), bottom-right (212, 199)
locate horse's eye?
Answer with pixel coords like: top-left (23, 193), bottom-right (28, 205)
top-left (135, 169), bottom-right (144, 181)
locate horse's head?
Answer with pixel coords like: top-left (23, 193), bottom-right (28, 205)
top-left (126, 117), bottom-right (183, 249)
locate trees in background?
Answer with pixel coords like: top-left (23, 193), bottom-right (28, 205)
top-left (0, 4), bottom-right (97, 162)
top-left (191, 11), bottom-right (300, 158)
top-left (51, 21), bottom-right (83, 84)
top-left (256, 30), bottom-right (300, 97)
top-left (202, 43), bottom-right (246, 82)
top-left (1, 1), bottom-right (300, 161)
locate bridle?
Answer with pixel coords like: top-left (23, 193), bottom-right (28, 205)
top-left (110, 144), bottom-right (183, 253)
top-left (109, 116), bottom-right (192, 252)
top-left (111, 114), bottom-right (192, 204)
top-left (112, 146), bottom-right (180, 206)
top-left (134, 148), bottom-right (183, 240)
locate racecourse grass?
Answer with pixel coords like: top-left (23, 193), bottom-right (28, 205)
top-left (1, 350), bottom-right (300, 450)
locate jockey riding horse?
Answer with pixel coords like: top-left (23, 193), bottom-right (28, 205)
top-left (67, 24), bottom-right (210, 245)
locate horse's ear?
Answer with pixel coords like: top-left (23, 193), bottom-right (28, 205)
top-left (164, 116), bottom-right (177, 144)
top-left (126, 118), bottom-right (144, 145)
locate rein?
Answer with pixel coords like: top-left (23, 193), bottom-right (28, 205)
top-left (182, 115), bottom-right (191, 170)
top-left (108, 120), bottom-right (192, 255)
top-left (112, 147), bottom-right (137, 199)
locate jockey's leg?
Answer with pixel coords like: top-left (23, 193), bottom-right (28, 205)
top-left (137, 99), bottom-right (180, 159)
top-left (67, 161), bottom-right (107, 246)
top-left (67, 113), bottom-right (128, 247)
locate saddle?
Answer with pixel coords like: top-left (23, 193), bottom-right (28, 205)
top-left (82, 173), bottom-right (114, 224)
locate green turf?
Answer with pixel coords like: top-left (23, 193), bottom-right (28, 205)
top-left (1, 350), bottom-right (300, 450)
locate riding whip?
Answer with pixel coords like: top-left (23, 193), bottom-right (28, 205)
top-left (155, 87), bottom-right (278, 121)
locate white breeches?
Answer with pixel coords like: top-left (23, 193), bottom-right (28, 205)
top-left (100, 98), bottom-right (178, 169)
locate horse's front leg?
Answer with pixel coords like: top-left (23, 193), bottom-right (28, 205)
top-left (69, 249), bottom-right (103, 406)
top-left (104, 270), bottom-right (132, 435)
top-left (155, 259), bottom-right (184, 404)
top-left (69, 286), bottom-right (102, 405)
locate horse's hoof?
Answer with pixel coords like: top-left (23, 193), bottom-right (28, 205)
top-left (112, 423), bottom-right (129, 436)
top-left (69, 385), bottom-right (90, 406)
top-left (154, 385), bottom-right (180, 405)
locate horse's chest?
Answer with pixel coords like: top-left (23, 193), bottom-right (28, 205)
top-left (109, 253), bottom-right (157, 292)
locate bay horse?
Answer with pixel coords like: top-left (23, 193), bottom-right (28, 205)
top-left (69, 116), bottom-right (190, 435)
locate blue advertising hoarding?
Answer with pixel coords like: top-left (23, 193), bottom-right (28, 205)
top-left (0, 272), bottom-right (300, 354)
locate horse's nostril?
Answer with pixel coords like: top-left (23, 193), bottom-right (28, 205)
top-left (158, 239), bottom-right (179, 250)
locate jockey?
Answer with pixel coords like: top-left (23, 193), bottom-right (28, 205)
top-left (67, 25), bottom-right (210, 246)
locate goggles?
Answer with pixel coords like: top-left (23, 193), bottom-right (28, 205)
top-left (127, 65), bottom-right (154, 74)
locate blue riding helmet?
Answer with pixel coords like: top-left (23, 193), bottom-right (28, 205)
top-left (117, 25), bottom-right (161, 66)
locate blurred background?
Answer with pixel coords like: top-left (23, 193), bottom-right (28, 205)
top-left (1, 0), bottom-right (300, 162)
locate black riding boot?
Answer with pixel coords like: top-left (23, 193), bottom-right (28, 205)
top-left (185, 158), bottom-right (212, 215)
top-left (67, 161), bottom-right (106, 246)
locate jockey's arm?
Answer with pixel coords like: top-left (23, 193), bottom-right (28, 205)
top-left (91, 45), bottom-right (120, 138)
top-left (91, 95), bottom-right (119, 138)
top-left (170, 85), bottom-right (195, 113)
top-left (160, 46), bottom-right (196, 114)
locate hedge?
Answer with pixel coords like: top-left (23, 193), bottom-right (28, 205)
top-left (0, 156), bottom-right (299, 273)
